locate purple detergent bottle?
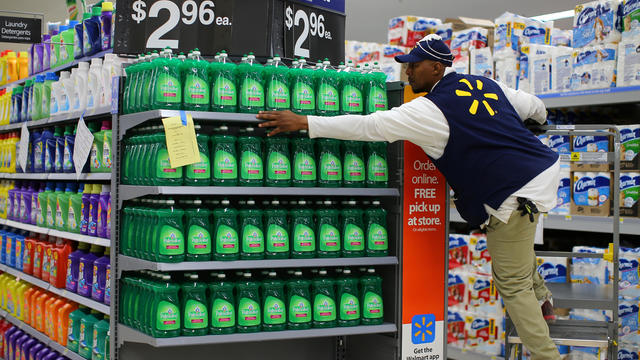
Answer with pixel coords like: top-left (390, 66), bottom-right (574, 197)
top-left (80, 184), bottom-right (92, 235)
top-left (20, 338), bottom-right (38, 360)
top-left (77, 244), bottom-right (103, 297)
top-left (7, 329), bottom-right (24, 360)
top-left (91, 247), bottom-right (110, 303)
top-left (97, 185), bottom-right (110, 238)
top-left (14, 333), bottom-right (29, 360)
top-left (34, 346), bottom-right (51, 360)
top-left (42, 350), bottom-right (60, 360)
top-left (28, 342), bottom-right (45, 360)
top-left (66, 242), bottom-right (89, 293)
top-left (3, 326), bottom-right (17, 359)
top-left (7, 181), bottom-right (17, 221)
top-left (88, 184), bottom-right (100, 237)
top-left (20, 182), bottom-right (34, 223)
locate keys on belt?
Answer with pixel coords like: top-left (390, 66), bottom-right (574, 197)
top-left (517, 197), bottom-right (538, 223)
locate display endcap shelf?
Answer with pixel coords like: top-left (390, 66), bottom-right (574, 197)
top-left (118, 255), bottom-right (398, 272)
top-left (0, 219), bottom-right (111, 247)
top-left (447, 345), bottom-right (503, 360)
top-left (1, 172), bottom-right (111, 181)
top-left (538, 86), bottom-right (640, 109)
top-left (118, 323), bottom-right (397, 347)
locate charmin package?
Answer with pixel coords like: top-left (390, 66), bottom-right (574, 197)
top-left (618, 125), bottom-right (640, 161)
top-left (617, 248), bottom-right (640, 297)
top-left (435, 23), bottom-right (453, 47)
top-left (549, 135), bottom-right (571, 154)
top-left (620, 172), bottom-right (640, 208)
top-left (494, 54), bottom-right (519, 89)
top-left (623, 0), bottom-right (640, 34)
top-left (573, 172), bottom-right (611, 206)
top-left (529, 45), bottom-right (554, 94)
top-left (511, 14), bottom-right (553, 50)
top-left (451, 27), bottom-right (489, 51)
top-left (571, 44), bottom-right (618, 91)
top-left (494, 12), bottom-right (516, 54)
top-left (552, 28), bottom-right (573, 46)
top-left (453, 49), bottom-right (470, 74)
top-left (536, 257), bottom-right (568, 283)
top-left (387, 16), bottom-right (442, 47)
top-left (572, 135), bottom-right (610, 152)
top-left (616, 35), bottom-right (640, 86)
top-left (449, 234), bottom-right (470, 269)
top-left (469, 47), bottom-right (494, 78)
top-left (550, 163), bottom-right (571, 215)
top-left (552, 46), bottom-right (575, 92)
top-left (571, 246), bottom-right (608, 284)
top-left (619, 296), bottom-right (639, 339)
top-left (573, 0), bottom-right (623, 48)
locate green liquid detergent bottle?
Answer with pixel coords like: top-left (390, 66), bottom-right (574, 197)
top-left (181, 273), bottom-right (209, 336)
top-left (316, 200), bottom-right (341, 258)
top-left (365, 142), bottom-right (388, 188)
top-left (317, 138), bottom-right (342, 187)
top-left (126, 55), bottom-right (143, 113)
top-left (156, 199), bottom-right (185, 263)
top-left (79, 310), bottom-right (102, 359)
top-left (132, 53), bottom-right (149, 113)
top-left (154, 132), bottom-right (184, 185)
top-left (342, 141), bottom-right (365, 187)
top-left (265, 136), bottom-right (291, 187)
top-left (152, 274), bottom-right (181, 338)
top-left (185, 200), bottom-right (212, 261)
top-left (341, 201), bottom-right (365, 257)
top-left (152, 48), bottom-right (182, 110)
top-left (185, 125), bottom-right (211, 186)
top-left (365, 201), bottom-right (388, 256)
top-left (316, 59), bottom-right (340, 115)
top-left (239, 200), bottom-right (264, 260)
top-left (290, 58), bottom-right (316, 115)
top-left (213, 200), bottom-right (239, 261)
top-left (183, 49), bottom-right (210, 111)
top-left (265, 200), bottom-right (289, 259)
top-left (91, 315), bottom-right (109, 360)
top-left (238, 53), bottom-right (264, 113)
top-left (340, 62), bottom-right (363, 114)
top-left (287, 271), bottom-right (312, 330)
top-left (238, 127), bottom-right (263, 186)
top-left (211, 126), bottom-right (238, 186)
top-left (290, 200), bottom-right (316, 259)
top-left (312, 269), bottom-right (337, 328)
top-left (265, 55), bottom-right (290, 111)
top-left (140, 52), bottom-right (159, 112)
top-left (336, 269), bottom-right (360, 327)
top-left (292, 131), bottom-right (316, 187)
top-left (364, 62), bottom-right (388, 114)
top-left (209, 273), bottom-right (236, 334)
top-left (360, 268), bottom-right (384, 325)
top-left (236, 272), bottom-right (261, 333)
top-left (261, 271), bottom-right (286, 331)
top-left (210, 51), bottom-right (237, 112)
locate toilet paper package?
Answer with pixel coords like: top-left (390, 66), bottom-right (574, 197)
top-left (618, 125), bottom-right (640, 170)
top-left (538, 135), bottom-right (550, 147)
top-left (464, 310), bottom-right (502, 356)
top-left (448, 309), bottom-right (467, 347)
top-left (569, 346), bottom-right (607, 360)
top-left (551, 163), bottom-right (571, 214)
top-left (549, 135), bottom-right (571, 153)
top-left (381, 63), bottom-right (403, 82)
top-left (530, 46), bottom-right (553, 94)
top-left (453, 49), bottom-right (470, 74)
top-left (619, 296), bottom-right (639, 337)
top-left (552, 28), bottom-right (573, 46)
top-left (387, 16), bottom-right (442, 47)
top-left (571, 44), bottom-right (618, 91)
top-left (622, 0), bottom-right (640, 33)
top-left (618, 340), bottom-right (640, 360)
top-left (451, 27), bottom-right (489, 51)
top-left (494, 12), bottom-right (517, 54)
top-left (448, 270), bottom-right (468, 307)
top-left (470, 47), bottom-right (494, 78)
top-left (495, 54), bottom-right (519, 89)
top-left (388, 16), bottom-right (408, 45)
top-left (469, 232), bottom-right (491, 275)
top-left (511, 15), bottom-right (553, 51)
top-left (620, 172), bottom-right (639, 209)
top-left (573, 0), bottom-right (623, 48)
top-left (449, 234), bottom-right (470, 269)
top-left (536, 257), bottom-right (568, 283)
top-left (616, 35), bottom-right (640, 86)
top-left (518, 44), bottom-right (554, 93)
top-left (572, 135), bottom-right (610, 152)
top-left (573, 171), bottom-right (611, 207)
top-left (617, 247), bottom-right (640, 297)
top-left (552, 46), bottom-right (575, 93)
top-left (571, 246), bottom-right (608, 284)
top-left (435, 23), bottom-right (453, 47)
top-left (381, 45), bottom-right (409, 64)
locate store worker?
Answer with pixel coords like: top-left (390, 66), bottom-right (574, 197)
top-left (258, 34), bottom-right (561, 359)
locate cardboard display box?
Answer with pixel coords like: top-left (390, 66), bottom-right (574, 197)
top-left (570, 171), bottom-right (612, 217)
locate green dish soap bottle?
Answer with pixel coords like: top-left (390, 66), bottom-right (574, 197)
top-left (340, 62), bottom-right (363, 115)
top-left (341, 200), bottom-right (365, 257)
top-left (287, 270), bottom-right (312, 330)
top-left (182, 48), bottom-right (210, 111)
top-left (213, 199), bottom-right (239, 261)
top-left (290, 58), bottom-right (316, 115)
top-left (211, 126), bottom-right (238, 186)
top-left (316, 59), bottom-right (340, 116)
top-left (292, 131), bottom-right (316, 187)
top-left (365, 142), bottom-right (388, 188)
top-left (185, 199), bottom-right (212, 261)
top-left (181, 273), bottom-right (209, 336)
top-left (238, 127), bottom-right (264, 186)
top-left (209, 273), bottom-right (236, 334)
top-left (336, 269), bottom-right (360, 327)
top-left (265, 136), bottom-right (291, 187)
top-left (290, 200), bottom-right (316, 259)
top-left (312, 269), bottom-right (337, 328)
top-left (365, 201), bottom-right (388, 257)
top-left (342, 141), bottom-right (366, 187)
top-left (156, 199), bottom-right (185, 263)
top-left (360, 268), bottom-right (384, 325)
top-left (261, 271), bottom-right (286, 331)
top-left (364, 62), bottom-right (388, 114)
top-left (316, 200), bottom-right (341, 258)
top-left (264, 200), bottom-right (289, 259)
top-left (154, 132), bottom-right (184, 185)
top-left (152, 47), bottom-right (182, 110)
top-left (236, 272), bottom-right (261, 333)
top-left (185, 125), bottom-right (211, 186)
top-left (238, 53), bottom-right (265, 113)
top-left (265, 55), bottom-right (291, 111)
top-left (152, 274), bottom-right (181, 338)
top-left (210, 50), bottom-right (237, 112)
top-left (317, 138), bottom-right (342, 187)
top-left (140, 52), bottom-right (159, 112)
top-left (239, 199), bottom-right (265, 260)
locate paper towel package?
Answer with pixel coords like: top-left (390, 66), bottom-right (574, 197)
top-left (470, 47), bottom-right (494, 78)
top-left (552, 46), bottom-right (575, 92)
top-left (381, 45), bottom-right (409, 64)
top-left (616, 35), bottom-right (640, 86)
top-left (573, 0), bottom-right (623, 48)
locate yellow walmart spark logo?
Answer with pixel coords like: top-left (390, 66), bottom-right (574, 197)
top-left (455, 78), bottom-right (498, 116)
top-left (411, 314), bottom-right (436, 344)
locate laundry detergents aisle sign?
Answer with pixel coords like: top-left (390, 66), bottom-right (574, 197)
top-left (401, 87), bottom-right (447, 360)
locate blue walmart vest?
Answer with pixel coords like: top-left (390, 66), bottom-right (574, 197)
top-left (426, 72), bottom-right (558, 226)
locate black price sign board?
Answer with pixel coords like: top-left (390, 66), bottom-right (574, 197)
top-left (0, 16), bottom-right (41, 44)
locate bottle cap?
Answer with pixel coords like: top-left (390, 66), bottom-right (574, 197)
top-left (101, 2), bottom-right (114, 12)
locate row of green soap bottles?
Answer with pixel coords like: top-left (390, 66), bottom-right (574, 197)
top-left (122, 48), bottom-right (388, 115)
top-left (122, 125), bottom-right (388, 188)
top-left (120, 268), bottom-right (383, 338)
top-left (67, 305), bottom-right (109, 360)
top-left (35, 182), bottom-right (99, 233)
top-left (120, 198), bottom-right (388, 263)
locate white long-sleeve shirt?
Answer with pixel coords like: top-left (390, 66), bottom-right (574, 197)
top-left (308, 68), bottom-right (560, 224)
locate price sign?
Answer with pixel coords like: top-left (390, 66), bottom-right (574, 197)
top-left (284, 1), bottom-right (344, 64)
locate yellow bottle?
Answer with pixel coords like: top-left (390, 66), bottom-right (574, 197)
top-left (8, 132), bottom-right (19, 173)
top-left (15, 281), bottom-right (31, 320)
top-left (3, 88), bottom-right (11, 125)
top-left (0, 273), bottom-right (11, 309)
top-left (5, 275), bottom-right (18, 315)
top-left (6, 51), bottom-right (18, 83)
top-left (0, 51), bottom-right (7, 85)
top-left (17, 51), bottom-right (29, 80)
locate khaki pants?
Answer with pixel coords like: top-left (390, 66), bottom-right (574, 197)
top-left (486, 212), bottom-right (560, 360)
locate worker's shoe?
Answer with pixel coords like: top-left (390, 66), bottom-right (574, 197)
top-left (541, 299), bottom-right (556, 324)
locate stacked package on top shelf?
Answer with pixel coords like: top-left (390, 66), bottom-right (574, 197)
top-left (344, 41), bottom-right (410, 81)
top-left (616, 0), bottom-right (640, 87)
top-left (450, 27), bottom-right (489, 75)
top-left (387, 16), bottom-right (442, 47)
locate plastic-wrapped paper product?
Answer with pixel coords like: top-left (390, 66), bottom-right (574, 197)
top-left (573, 0), bottom-right (623, 48)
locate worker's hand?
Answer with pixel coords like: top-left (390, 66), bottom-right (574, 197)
top-left (257, 111), bottom-right (309, 137)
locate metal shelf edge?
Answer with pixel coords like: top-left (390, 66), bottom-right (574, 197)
top-left (0, 108), bottom-right (112, 133)
top-left (0, 219), bottom-right (111, 247)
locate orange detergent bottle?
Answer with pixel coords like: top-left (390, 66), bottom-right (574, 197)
top-left (57, 300), bottom-right (77, 346)
top-left (22, 286), bottom-right (36, 324)
top-left (50, 239), bottom-right (73, 288)
top-left (48, 297), bottom-right (67, 341)
top-left (28, 288), bottom-right (44, 327)
top-left (34, 291), bottom-right (53, 332)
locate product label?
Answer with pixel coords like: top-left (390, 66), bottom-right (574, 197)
top-left (313, 294), bottom-right (336, 321)
top-left (263, 296), bottom-right (286, 325)
top-left (216, 224), bottom-right (239, 254)
top-left (367, 87), bottom-right (388, 113)
top-left (68, 206), bottom-right (77, 231)
top-left (240, 78), bottom-right (264, 107)
top-left (159, 225), bottom-right (185, 255)
top-left (344, 223), bottom-right (365, 251)
top-left (156, 148), bottom-right (183, 179)
top-left (156, 300), bottom-right (180, 330)
top-left (320, 153), bottom-right (342, 181)
top-left (212, 298), bottom-right (235, 327)
top-left (319, 224), bottom-right (340, 252)
top-left (363, 291), bottom-right (383, 319)
top-left (213, 75), bottom-right (237, 106)
top-left (267, 151), bottom-right (291, 180)
top-left (317, 83), bottom-right (339, 112)
top-left (367, 154), bottom-right (388, 182)
top-left (56, 198), bottom-right (64, 228)
top-left (83, 25), bottom-right (91, 52)
top-left (293, 224), bottom-right (316, 252)
top-left (187, 225), bottom-right (211, 254)
top-left (367, 223), bottom-right (388, 250)
top-left (47, 201), bottom-right (55, 227)
top-left (186, 152), bottom-right (210, 179)
top-left (184, 299), bottom-right (209, 329)
top-left (294, 153), bottom-right (316, 181)
top-left (64, 140), bottom-right (73, 170)
top-left (240, 151), bottom-right (263, 180)
top-left (344, 153), bottom-right (365, 182)
top-left (34, 141), bottom-right (43, 169)
top-left (102, 134), bottom-right (112, 169)
top-left (242, 224), bottom-right (264, 253)
top-left (342, 85), bottom-right (363, 113)
top-left (292, 82), bottom-right (315, 110)
top-left (339, 293), bottom-right (360, 320)
top-left (238, 298), bottom-right (261, 326)
top-left (184, 74), bottom-right (210, 105)
top-left (266, 224), bottom-right (289, 252)
top-left (154, 73), bottom-right (182, 104)
top-left (267, 79), bottom-right (291, 109)
top-left (214, 150), bottom-right (237, 179)
top-left (289, 295), bottom-right (311, 323)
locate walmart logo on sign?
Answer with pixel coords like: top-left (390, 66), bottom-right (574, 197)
top-left (411, 314), bottom-right (436, 344)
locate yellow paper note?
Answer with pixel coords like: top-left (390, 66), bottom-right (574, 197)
top-left (161, 114), bottom-right (201, 168)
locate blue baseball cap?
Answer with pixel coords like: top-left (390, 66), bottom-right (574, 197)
top-left (395, 34), bottom-right (454, 67)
